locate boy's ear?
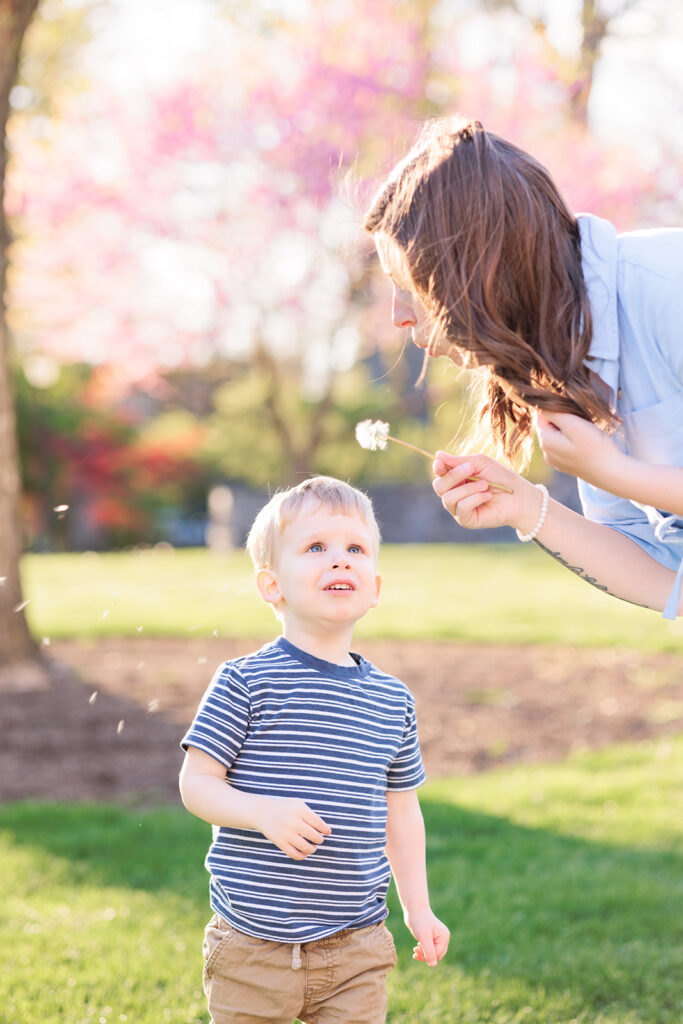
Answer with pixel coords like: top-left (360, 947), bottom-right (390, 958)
top-left (256, 567), bottom-right (283, 608)
top-left (370, 572), bottom-right (382, 609)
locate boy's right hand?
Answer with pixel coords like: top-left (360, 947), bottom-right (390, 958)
top-left (254, 796), bottom-right (331, 860)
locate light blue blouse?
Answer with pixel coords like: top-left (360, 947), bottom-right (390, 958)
top-left (577, 214), bottom-right (683, 619)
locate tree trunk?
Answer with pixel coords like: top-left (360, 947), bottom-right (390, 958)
top-left (0, 0), bottom-right (41, 667)
top-left (569, 0), bottom-right (609, 127)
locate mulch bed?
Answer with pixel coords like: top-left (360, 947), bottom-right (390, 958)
top-left (1, 637), bottom-right (681, 805)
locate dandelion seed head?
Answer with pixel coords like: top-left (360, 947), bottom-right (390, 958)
top-left (355, 419), bottom-right (390, 451)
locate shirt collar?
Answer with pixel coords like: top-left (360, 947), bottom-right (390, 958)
top-left (578, 213), bottom-right (620, 394)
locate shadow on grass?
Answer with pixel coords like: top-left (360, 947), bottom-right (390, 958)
top-left (1, 796), bottom-right (681, 1021)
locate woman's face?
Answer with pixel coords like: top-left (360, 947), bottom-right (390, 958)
top-left (374, 232), bottom-right (454, 360)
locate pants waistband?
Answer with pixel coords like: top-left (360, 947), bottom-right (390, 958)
top-left (215, 915), bottom-right (381, 950)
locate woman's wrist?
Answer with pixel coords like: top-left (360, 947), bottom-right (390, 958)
top-left (514, 482), bottom-right (549, 542)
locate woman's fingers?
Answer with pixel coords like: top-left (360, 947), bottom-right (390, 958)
top-left (441, 486), bottom-right (492, 525)
top-left (432, 450), bottom-right (470, 474)
top-left (432, 464), bottom-right (470, 495)
top-left (435, 475), bottom-right (488, 506)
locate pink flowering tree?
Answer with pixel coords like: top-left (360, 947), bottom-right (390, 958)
top-left (1, 0), bottom-right (677, 582)
top-left (8, 1), bottom-right (440, 482)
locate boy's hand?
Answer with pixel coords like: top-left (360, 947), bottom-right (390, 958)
top-left (405, 909), bottom-right (450, 967)
top-left (254, 796), bottom-right (331, 861)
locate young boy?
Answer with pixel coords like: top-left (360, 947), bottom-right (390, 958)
top-left (179, 476), bottom-right (449, 1024)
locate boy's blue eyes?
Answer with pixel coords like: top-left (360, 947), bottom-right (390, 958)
top-left (307, 543), bottom-right (363, 554)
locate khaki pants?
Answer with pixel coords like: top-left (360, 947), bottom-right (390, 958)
top-left (202, 913), bottom-right (398, 1024)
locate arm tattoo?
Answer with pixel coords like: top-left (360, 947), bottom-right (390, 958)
top-left (533, 539), bottom-right (654, 610)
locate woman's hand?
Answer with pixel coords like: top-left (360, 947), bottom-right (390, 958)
top-left (534, 411), bottom-right (626, 488)
top-left (432, 451), bottom-right (535, 531)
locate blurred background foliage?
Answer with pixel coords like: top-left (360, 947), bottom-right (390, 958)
top-left (6, 0), bottom-right (683, 550)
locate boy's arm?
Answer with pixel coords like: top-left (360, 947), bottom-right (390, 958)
top-left (385, 788), bottom-right (450, 967)
top-left (179, 746), bottom-right (331, 860)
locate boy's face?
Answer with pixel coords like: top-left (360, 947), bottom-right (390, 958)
top-left (257, 500), bottom-right (381, 633)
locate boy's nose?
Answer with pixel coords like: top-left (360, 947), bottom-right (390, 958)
top-left (331, 558), bottom-right (351, 570)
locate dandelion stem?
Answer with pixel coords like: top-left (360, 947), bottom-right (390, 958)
top-left (387, 435), bottom-right (514, 494)
top-left (387, 435), bottom-right (434, 458)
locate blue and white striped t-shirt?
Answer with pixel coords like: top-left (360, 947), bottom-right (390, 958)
top-left (181, 636), bottom-right (426, 943)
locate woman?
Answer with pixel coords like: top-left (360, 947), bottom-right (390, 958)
top-left (364, 116), bottom-right (683, 618)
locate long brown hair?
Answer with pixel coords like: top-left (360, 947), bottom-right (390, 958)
top-left (364, 116), bottom-right (617, 464)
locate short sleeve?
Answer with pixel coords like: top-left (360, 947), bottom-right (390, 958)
top-left (386, 695), bottom-right (426, 791)
top-left (180, 661), bottom-right (251, 769)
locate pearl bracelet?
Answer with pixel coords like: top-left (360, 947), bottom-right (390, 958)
top-left (516, 484), bottom-right (549, 543)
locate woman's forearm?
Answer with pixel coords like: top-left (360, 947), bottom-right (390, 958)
top-left (532, 497), bottom-right (679, 613)
top-left (431, 452), bottom-right (681, 615)
top-left (613, 458), bottom-right (683, 518)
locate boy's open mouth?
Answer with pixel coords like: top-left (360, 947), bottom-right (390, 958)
top-left (324, 582), bottom-right (354, 591)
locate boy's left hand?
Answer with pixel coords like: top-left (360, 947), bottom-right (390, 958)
top-left (406, 909), bottom-right (450, 967)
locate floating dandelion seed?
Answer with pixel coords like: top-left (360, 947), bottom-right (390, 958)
top-left (14, 599), bottom-right (30, 613)
top-left (54, 504), bottom-right (69, 516)
top-left (89, 691), bottom-right (98, 704)
top-left (136, 626), bottom-right (144, 632)
top-left (136, 662), bottom-right (145, 670)
top-left (41, 637), bottom-right (51, 647)
top-left (117, 719), bottom-right (125, 734)
top-left (354, 419), bottom-right (513, 493)
top-left (147, 699), bottom-right (160, 713)
top-left (102, 610), bottom-right (110, 619)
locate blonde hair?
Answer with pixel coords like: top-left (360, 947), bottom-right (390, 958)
top-left (246, 476), bottom-right (381, 570)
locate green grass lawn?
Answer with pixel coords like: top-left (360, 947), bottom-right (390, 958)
top-left (2, 738), bottom-right (681, 1024)
top-left (21, 545), bottom-right (683, 650)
